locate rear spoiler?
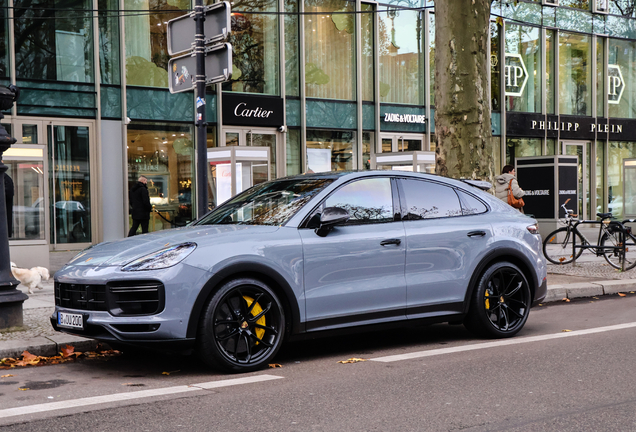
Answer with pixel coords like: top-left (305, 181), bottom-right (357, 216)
top-left (460, 179), bottom-right (492, 191)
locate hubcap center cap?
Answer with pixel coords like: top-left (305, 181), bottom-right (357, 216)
top-left (499, 296), bottom-right (505, 303)
top-left (240, 321), bottom-right (249, 329)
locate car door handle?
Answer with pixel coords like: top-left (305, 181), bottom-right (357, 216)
top-left (380, 238), bottom-right (401, 246)
top-left (467, 231), bottom-right (486, 238)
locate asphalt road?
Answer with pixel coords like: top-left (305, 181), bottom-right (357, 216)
top-left (1, 294), bottom-right (636, 431)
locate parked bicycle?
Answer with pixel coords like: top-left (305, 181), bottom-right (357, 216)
top-left (542, 198), bottom-right (636, 270)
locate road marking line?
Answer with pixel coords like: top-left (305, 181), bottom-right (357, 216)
top-left (0, 374), bottom-right (283, 419)
top-left (371, 322), bottom-right (636, 363)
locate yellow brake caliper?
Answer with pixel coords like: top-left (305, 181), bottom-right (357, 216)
top-left (243, 296), bottom-right (266, 343)
top-left (485, 290), bottom-right (490, 310)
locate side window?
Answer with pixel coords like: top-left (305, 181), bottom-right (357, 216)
top-left (456, 190), bottom-right (488, 215)
top-left (400, 179), bottom-right (463, 219)
top-left (324, 178), bottom-right (393, 224)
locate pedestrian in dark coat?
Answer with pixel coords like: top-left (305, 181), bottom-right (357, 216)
top-left (128, 176), bottom-right (152, 236)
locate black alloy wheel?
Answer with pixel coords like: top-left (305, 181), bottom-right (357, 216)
top-left (464, 262), bottom-right (531, 338)
top-left (198, 278), bottom-right (285, 372)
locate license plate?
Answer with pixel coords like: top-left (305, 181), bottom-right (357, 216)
top-left (58, 312), bottom-right (84, 330)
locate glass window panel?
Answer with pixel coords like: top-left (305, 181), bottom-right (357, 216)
top-left (99, 0), bottom-right (121, 85)
top-left (596, 140), bottom-right (605, 214)
top-left (286, 129), bottom-right (301, 175)
top-left (502, 1), bottom-right (542, 25)
top-left (608, 142), bottom-right (636, 220)
top-left (304, 0), bottom-right (355, 100)
top-left (250, 133), bottom-right (277, 180)
top-left (7, 160), bottom-right (45, 240)
top-left (506, 137), bottom-right (542, 166)
top-left (546, 30), bottom-right (555, 114)
top-left (597, 37), bottom-right (605, 117)
top-left (223, 0), bottom-right (280, 95)
top-left (608, 39), bottom-right (636, 119)
top-left (606, 15), bottom-right (636, 39)
top-left (362, 132), bottom-right (373, 170)
top-left (206, 125), bottom-right (217, 148)
top-left (0, 0), bottom-right (8, 78)
top-left (559, 0), bottom-right (590, 10)
top-left (285, 0), bottom-right (300, 97)
top-left (546, 138), bottom-right (556, 155)
top-left (609, 0), bottom-right (635, 16)
top-left (505, 24), bottom-right (542, 113)
top-left (124, 0), bottom-right (185, 88)
top-left (559, 32), bottom-right (592, 116)
top-left (325, 178), bottom-right (393, 224)
top-left (555, 8), bottom-right (592, 34)
top-left (401, 179), bottom-right (463, 219)
top-left (382, 138), bottom-right (392, 152)
top-left (361, 3), bottom-right (374, 101)
top-left (49, 125), bottom-right (91, 244)
top-left (127, 123), bottom-right (194, 233)
top-left (456, 189), bottom-right (488, 215)
top-left (306, 130), bottom-right (355, 172)
top-left (379, 8), bottom-right (423, 104)
top-left (14, 0), bottom-right (94, 82)
top-left (22, 125), bottom-right (38, 144)
top-left (491, 22), bottom-right (501, 112)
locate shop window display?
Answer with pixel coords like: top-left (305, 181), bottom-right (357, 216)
top-left (127, 124), bottom-right (194, 233)
top-left (306, 130), bottom-right (355, 172)
top-left (505, 24), bottom-right (542, 113)
top-left (559, 32), bottom-right (592, 116)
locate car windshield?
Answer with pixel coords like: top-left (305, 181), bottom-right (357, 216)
top-left (196, 178), bottom-right (334, 226)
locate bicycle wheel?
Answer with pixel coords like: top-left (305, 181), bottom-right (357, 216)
top-left (543, 227), bottom-right (585, 265)
top-left (600, 231), bottom-right (636, 270)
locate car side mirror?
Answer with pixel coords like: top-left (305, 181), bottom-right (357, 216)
top-left (315, 207), bottom-right (350, 237)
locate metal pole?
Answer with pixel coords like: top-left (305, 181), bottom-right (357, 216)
top-left (195, 0), bottom-right (208, 218)
top-left (0, 86), bottom-right (26, 330)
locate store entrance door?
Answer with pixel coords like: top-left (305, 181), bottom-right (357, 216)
top-left (561, 141), bottom-right (592, 220)
top-left (223, 128), bottom-right (281, 180)
top-left (379, 133), bottom-right (425, 153)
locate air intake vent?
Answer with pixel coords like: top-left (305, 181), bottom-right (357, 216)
top-left (55, 283), bottom-right (107, 311)
top-left (107, 282), bottom-right (165, 316)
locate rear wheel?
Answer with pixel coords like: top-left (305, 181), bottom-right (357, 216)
top-left (543, 227), bottom-right (584, 265)
top-left (600, 231), bottom-right (636, 271)
top-left (464, 262), bottom-right (531, 338)
top-left (197, 278), bottom-right (285, 372)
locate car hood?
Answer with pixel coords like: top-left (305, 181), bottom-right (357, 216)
top-left (65, 225), bottom-right (280, 268)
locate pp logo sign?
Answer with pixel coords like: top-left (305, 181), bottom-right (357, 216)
top-left (608, 65), bottom-right (624, 105)
top-left (504, 54), bottom-right (528, 97)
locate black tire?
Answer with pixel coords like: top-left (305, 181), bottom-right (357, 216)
top-left (543, 227), bottom-right (584, 265)
top-left (600, 231), bottom-right (636, 271)
top-left (464, 262), bottom-right (531, 338)
top-left (197, 278), bottom-right (285, 372)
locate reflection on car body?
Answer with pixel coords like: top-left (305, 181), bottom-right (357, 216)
top-left (52, 171), bottom-right (547, 373)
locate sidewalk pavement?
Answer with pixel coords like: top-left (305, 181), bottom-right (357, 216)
top-left (2, 247), bottom-right (636, 359)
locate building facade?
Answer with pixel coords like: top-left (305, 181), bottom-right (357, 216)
top-left (1, 0), bottom-right (635, 266)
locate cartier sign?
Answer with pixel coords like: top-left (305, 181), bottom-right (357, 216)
top-left (222, 93), bottom-right (284, 126)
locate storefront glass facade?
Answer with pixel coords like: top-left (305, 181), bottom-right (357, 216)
top-left (2, 0), bottom-right (636, 253)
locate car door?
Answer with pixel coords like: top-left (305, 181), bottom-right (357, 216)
top-left (300, 177), bottom-right (407, 331)
top-left (398, 179), bottom-right (492, 318)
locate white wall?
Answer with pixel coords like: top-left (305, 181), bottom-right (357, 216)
top-left (100, 120), bottom-right (126, 241)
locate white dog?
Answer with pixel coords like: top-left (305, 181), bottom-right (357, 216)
top-left (10, 262), bottom-right (50, 294)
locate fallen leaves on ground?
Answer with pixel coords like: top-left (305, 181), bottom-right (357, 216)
top-left (0, 345), bottom-right (120, 369)
top-left (1, 374), bottom-right (13, 378)
top-left (338, 358), bottom-right (367, 364)
top-left (268, 364), bottom-right (282, 368)
top-left (162, 370), bottom-right (181, 376)
top-left (562, 329), bottom-right (572, 332)
top-left (618, 292), bottom-right (627, 297)
top-left (562, 298), bottom-right (571, 302)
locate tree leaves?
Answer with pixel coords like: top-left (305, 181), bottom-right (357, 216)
top-left (0, 346), bottom-right (120, 369)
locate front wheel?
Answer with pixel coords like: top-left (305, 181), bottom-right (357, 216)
top-left (600, 231), bottom-right (636, 271)
top-left (197, 278), bottom-right (285, 372)
top-left (543, 227), bottom-right (584, 265)
top-left (464, 262), bottom-right (531, 338)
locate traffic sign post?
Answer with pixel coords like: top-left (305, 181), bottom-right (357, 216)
top-left (167, 0), bottom-right (232, 219)
top-left (168, 44), bottom-right (232, 94)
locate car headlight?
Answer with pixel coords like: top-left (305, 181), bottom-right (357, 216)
top-left (121, 243), bottom-right (197, 272)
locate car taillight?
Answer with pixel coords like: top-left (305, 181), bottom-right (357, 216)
top-left (527, 223), bottom-right (540, 235)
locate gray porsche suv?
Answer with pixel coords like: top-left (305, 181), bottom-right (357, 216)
top-left (52, 171), bottom-right (547, 372)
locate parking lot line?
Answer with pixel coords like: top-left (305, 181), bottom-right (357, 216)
top-left (0, 374), bottom-right (283, 420)
top-left (370, 322), bottom-right (636, 363)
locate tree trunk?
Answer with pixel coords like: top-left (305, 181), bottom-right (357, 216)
top-left (434, 0), bottom-right (495, 182)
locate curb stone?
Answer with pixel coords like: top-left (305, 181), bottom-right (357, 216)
top-left (598, 280), bottom-right (636, 295)
top-left (0, 335), bottom-right (102, 360)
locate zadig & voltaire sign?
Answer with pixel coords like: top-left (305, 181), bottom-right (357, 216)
top-left (383, 113), bottom-right (426, 124)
